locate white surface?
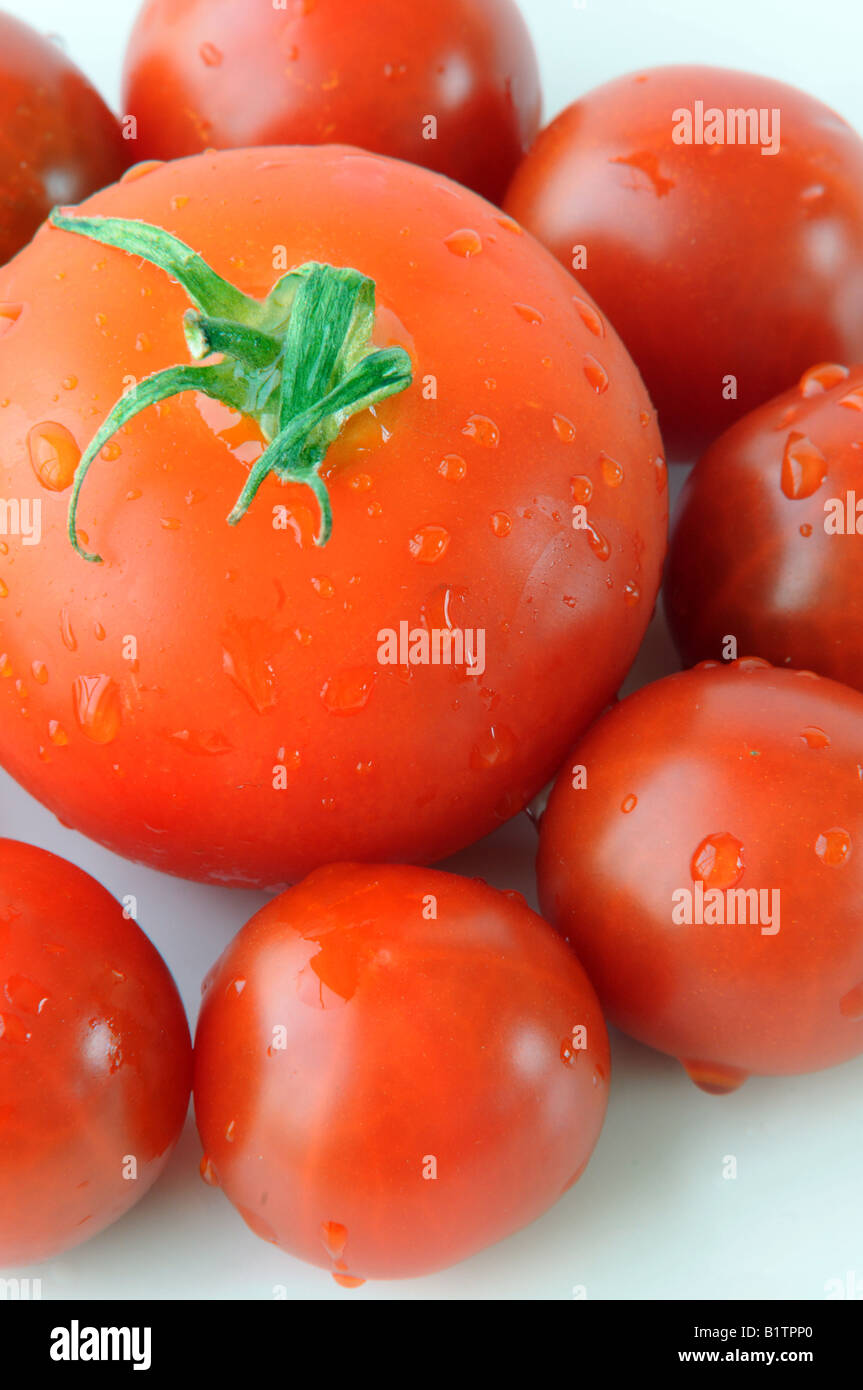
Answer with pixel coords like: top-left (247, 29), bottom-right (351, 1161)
top-left (2, 0), bottom-right (862, 1301)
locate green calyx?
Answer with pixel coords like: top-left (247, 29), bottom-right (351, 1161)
top-left (49, 209), bottom-right (414, 563)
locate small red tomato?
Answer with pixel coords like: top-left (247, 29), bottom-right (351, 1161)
top-left (537, 660), bottom-right (863, 1093)
top-left (666, 363), bottom-right (863, 690)
top-left (0, 15), bottom-right (128, 265)
top-left (0, 840), bottom-right (191, 1266)
top-left (194, 864), bottom-right (609, 1282)
top-left (122, 0), bottom-right (541, 204)
top-left (505, 66), bottom-right (863, 459)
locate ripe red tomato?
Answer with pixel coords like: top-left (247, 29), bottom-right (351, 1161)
top-left (505, 66), bottom-right (863, 460)
top-left (194, 863), bottom-right (610, 1281)
top-left (666, 363), bottom-right (863, 689)
top-left (537, 660), bottom-right (863, 1093)
top-left (0, 839), bottom-right (191, 1266)
top-left (122, 0), bottom-right (541, 205)
top-left (0, 146), bottom-right (666, 887)
top-left (0, 15), bottom-right (128, 266)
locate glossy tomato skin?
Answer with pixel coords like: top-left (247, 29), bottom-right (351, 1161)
top-left (505, 66), bottom-right (863, 460)
top-left (194, 863), bottom-right (610, 1281)
top-left (0, 147), bottom-right (666, 887)
top-left (122, 0), bottom-right (541, 204)
top-left (0, 840), bottom-right (191, 1266)
top-left (0, 15), bottom-right (128, 266)
top-left (666, 363), bottom-right (863, 689)
top-left (537, 661), bottom-right (863, 1090)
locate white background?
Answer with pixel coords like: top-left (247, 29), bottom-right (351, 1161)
top-left (1, 0), bottom-right (862, 1301)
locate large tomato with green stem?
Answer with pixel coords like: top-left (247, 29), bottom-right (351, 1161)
top-left (0, 147), bottom-right (666, 887)
top-left (0, 839), bottom-right (191, 1267)
top-left (0, 13), bottom-right (129, 266)
top-left (122, 0), bottom-right (541, 205)
top-left (194, 863), bottom-right (610, 1282)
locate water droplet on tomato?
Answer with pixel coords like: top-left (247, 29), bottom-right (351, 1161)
top-left (444, 228), bottom-right (482, 258)
top-left (31, 661), bottom-right (48, 685)
top-left (0, 1013), bottom-right (31, 1044)
top-left (553, 414), bottom-right (576, 443)
top-left (408, 525), bottom-right (450, 563)
top-left (321, 1221), bottom-right (348, 1258)
top-left (838, 387), bottom-right (863, 412)
top-left (0, 304), bottom-right (24, 338)
top-left (570, 475), bottom-right (593, 505)
top-left (681, 1059), bottom-right (748, 1094)
top-left (514, 302), bottom-right (544, 325)
top-left (691, 832), bottom-right (744, 889)
top-left (321, 668), bottom-right (376, 715)
top-left (422, 584), bottom-right (466, 632)
top-left (621, 794), bottom-right (638, 813)
top-left (586, 523), bottom-right (610, 560)
top-left (73, 675), bottom-right (122, 745)
top-left (3, 975), bottom-right (49, 1014)
top-left (438, 453), bottom-right (466, 481)
top-left (623, 581), bottom-right (640, 605)
top-left (600, 452), bottom-right (624, 487)
top-left (583, 356), bottom-right (609, 393)
top-left (490, 512), bottom-right (512, 538)
top-left (463, 415), bottom-right (500, 448)
top-left (801, 726), bottom-right (830, 748)
top-left (471, 725), bottom-right (516, 770)
top-left (798, 362), bottom-right (848, 397)
top-left (48, 720), bottom-right (68, 746)
top-left (200, 41), bottom-right (223, 66)
top-left (121, 160), bottom-right (164, 182)
top-left (199, 1154), bottom-right (220, 1187)
top-left (572, 295), bottom-right (605, 338)
top-left (815, 828), bottom-right (851, 865)
top-left (28, 421), bottom-right (80, 492)
top-left (222, 620), bottom-right (278, 713)
top-left (332, 1272), bottom-right (365, 1289)
top-left (781, 432), bottom-right (827, 499)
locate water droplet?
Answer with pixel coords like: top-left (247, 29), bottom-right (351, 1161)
top-left (798, 362), bottom-right (848, 397)
top-left (121, 160), bottom-right (164, 182)
top-left (801, 726), bottom-right (830, 749)
top-left (199, 1154), bottom-right (220, 1187)
top-left (170, 194), bottom-right (189, 211)
top-left (572, 295), bottom-right (605, 338)
top-left (570, 475), bottom-right (593, 505)
top-left (553, 414), bottom-right (577, 443)
top-left (585, 523), bottom-right (610, 560)
top-left (200, 41), bottom-right (223, 66)
top-left (31, 661), bottom-right (48, 685)
top-left (560, 1038), bottom-right (578, 1066)
top-left (222, 620), bottom-right (278, 713)
top-left (600, 452), bottom-right (624, 487)
top-left (800, 523), bottom-right (813, 537)
top-left (682, 1059), bottom-right (748, 1094)
top-left (321, 668), bottom-right (376, 715)
top-left (514, 302), bottom-right (544, 325)
top-left (490, 512), bottom-right (512, 538)
top-left (470, 725), bottom-right (516, 770)
top-left (28, 421), bottom-right (81, 492)
top-left (422, 584), bottom-right (466, 632)
top-left (444, 229), bottom-right (482, 258)
top-left (463, 415), bottom-right (500, 448)
top-left (838, 387), bottom-right (863, 412)
top-left (815, 827), bottom-right (851, 866)
top-left (408, 525), bottom-right (450, 563)
top-left (691, 832), bottom-right (744, 889)
top-left (495, 215), bottom-right (523, 236)
top-left (623, 581), bottom-right (640, 605)
top-left (0, 1014), bottom-right (31, 1044)
top-left (311, 575), bottom-right (335, 598)
top-left (839, 982), bottom-right (863, 1020)
top-left (438, 453), bottom-right (466, 481)
top-left (225, 1119), bottom-right (236, 1142)
top-left (321, 1221), bottom-right (348, 1258)
top-left (73, 675), bottom-right (122, 745)
top-left (171, 729), bottom-right (233, 756)
top-left (332, 1272), bottom-right (365, 1289)
top-left (4, 975), bottom-right (49, 1014)
top-left (0, 304), bottom-right (24, 339)
top-left (48, 720), bottom-right (68, 747)
top-left (62, 374), bottom-right (77, 391)
top-left (583, 355), bottom-right (609, 393)
top-left (621, 793), bottom-right (638, 813)
top-left (781, 432), bottom-right (827, 499)
top-left (610, 149), bottom-right (675, 197)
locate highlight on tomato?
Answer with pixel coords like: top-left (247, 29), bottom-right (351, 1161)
top-left (537, 659), bottom-right (863, 1093)
top-left (193, 863), bottom-right (610, 1282)
top-left (666, 362), bottom-right (863, 691)
top-left (122, 0), bottom-right (542, 205)
top-left (505, 65), bottom-right (863, 460)
top-left (0, 840), bottom-right (192, 1267)
top-left (0, 14), bottom-right (129, 266)
top-left (0, 146), bottom-right (667, 888)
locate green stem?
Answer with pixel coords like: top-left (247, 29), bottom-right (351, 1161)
top-left (49, 209), bottom-right (413, 561)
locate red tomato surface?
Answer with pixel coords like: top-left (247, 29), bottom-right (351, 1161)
top-left (122, 0), bottom-right (541, 204)
top-left (537, 660), bottom-right (863, 1092)
top-left (505, 66), bottom-right (863, 460)
top-left (666, 362), bottom-right (863, 689)
top-left (193, 863), bottom-right (610, 1281)
top-left (0, 146), bottom-right (666, 888)
top-left (0, 14), bottom-right (128, 265)
top-left (0, 840), bottom-right (191, 1266)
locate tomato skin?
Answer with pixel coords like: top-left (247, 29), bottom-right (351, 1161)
top-left (505, 66), bottom-right (863, 460)
top-left (0, 15), bottom-right (128, 266)
top-left (193, 863), bottom-right (609, 1281)
top-left (122, 0), bottom-right (541, 204)
top-left (0, 146), bottom-right (666, 887)
top-left (666, 363), bottom-right (863, 690)
top-left (0, 840), bottom-right (191, 1267)
top-left (537, 661), bottom-right (863, 1087)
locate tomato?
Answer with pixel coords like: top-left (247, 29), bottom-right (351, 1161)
top-left (0, 839), bottom-right (191, 1267)
top-left (666, 362), bottom-right (863, 689)
top-left (537, 659), bottom-right (863, 1093)
top-left (0, 146), bottom-right (666, 888)
top-left (0, 14), bottom-right (128, 266)
top-left (505, 66), bottom-right (863, 461)
top-left (193, 862), bottom-right (609, 1281)
top-left (122, 0), bottom-right (541, 205)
